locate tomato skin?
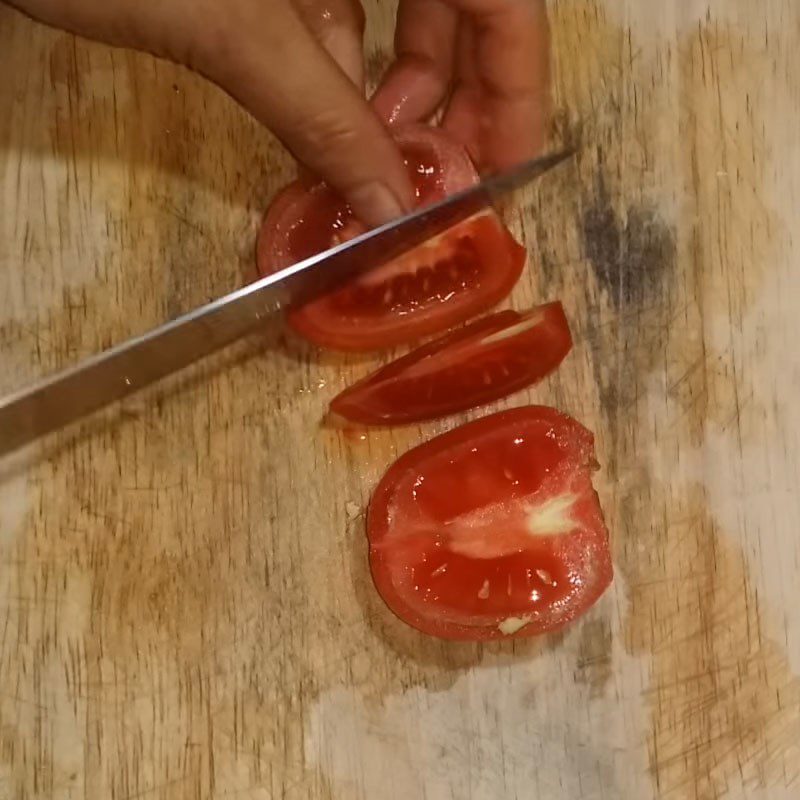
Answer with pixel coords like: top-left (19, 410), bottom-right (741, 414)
top-left (329, 302), bottom-right (573, 425)
top-left (256, 125), bottom-right (526, 352)
top-left (367, 407), bottom-right (612, 641)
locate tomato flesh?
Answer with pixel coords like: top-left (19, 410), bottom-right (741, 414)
top-left (330, 303), bottom-right (573, 424)
top-left (281, 141), bottom-right (449, 264)
top-left (256, 125), bottom-right (526, 352)
top-left (367, 407), bottom-right (612, 640)
top-left (401, 542), bottom-right (568, 621)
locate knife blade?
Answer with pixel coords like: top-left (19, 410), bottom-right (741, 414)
top-left (0, 148), bottom-right (574, 455)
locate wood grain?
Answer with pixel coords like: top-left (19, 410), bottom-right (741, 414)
top-left (2, 1), bottom-right (800, 798)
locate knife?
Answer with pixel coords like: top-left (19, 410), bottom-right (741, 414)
top-left (0, 148), bottom-right (574, 455)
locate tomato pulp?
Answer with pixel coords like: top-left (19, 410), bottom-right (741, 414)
top-left (256, 125), bottom-right (526, 351)
top-left (367, 407), bottom-right (612, 640)
top-left (330, 303), bottom-right (573, 425)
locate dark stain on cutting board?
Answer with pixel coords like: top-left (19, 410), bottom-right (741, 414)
top-left (580, 165), bottom-right (676, 311)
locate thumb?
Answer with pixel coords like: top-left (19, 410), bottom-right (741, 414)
top-left (197, 3), bottom-right (413, 226)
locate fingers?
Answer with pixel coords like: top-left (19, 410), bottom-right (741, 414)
top-left (293, 0), bottom-right (366, 88)
top-left (443, 0), bottom-right (550, 169)
top-left (199, 2), bottom-right (413, 225)
top-left (371, 0), bottom-right (458, 126)
top-left (373, 0), bottom-right (550, 170)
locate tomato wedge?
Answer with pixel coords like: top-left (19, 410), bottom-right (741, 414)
top-left (256, 125), bottom-right (526, 351)
top-left (367, 407), bottom-right (612, 640)
top-left (330, 303), bottom-right (572, 425)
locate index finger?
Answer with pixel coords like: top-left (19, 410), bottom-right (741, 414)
top-left (443, 0), bottom-right (550, 170)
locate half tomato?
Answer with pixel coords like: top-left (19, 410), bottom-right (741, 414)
top-left (367, 407), bottom-right (612, 640)
top-left (256, 125), bottom-right (525, 351)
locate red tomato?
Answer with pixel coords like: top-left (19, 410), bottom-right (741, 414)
top-left (367, 407), bottom-right (612, 640)
top-left (256, 125), bottom-right (526, 351)
top-left (330, 303), bottom-right (573, 425)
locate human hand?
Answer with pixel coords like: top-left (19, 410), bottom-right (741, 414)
top-left (7, 0), bottom-right (414, 226)
top-left (371, 0), bottom-right (551, 172)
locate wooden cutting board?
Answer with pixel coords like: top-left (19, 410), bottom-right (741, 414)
top-left (1, 1), bottom-right (799, 798)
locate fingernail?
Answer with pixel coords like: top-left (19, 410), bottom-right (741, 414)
top-left (347, 182), bottom-right (408, 227)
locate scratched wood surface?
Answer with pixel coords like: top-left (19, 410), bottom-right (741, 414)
top-left (1, 0), bottom-right (799, 798)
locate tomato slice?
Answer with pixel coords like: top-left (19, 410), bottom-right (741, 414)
top-left (367, 407), bottom-right (612, 640)
top-left (256, 125), bottom-right (526, 352)
top-left (330, 303), bottom-right (572, 425)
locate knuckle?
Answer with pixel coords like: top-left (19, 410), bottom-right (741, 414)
top-left (300, 108), bottom-right (366, 157)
